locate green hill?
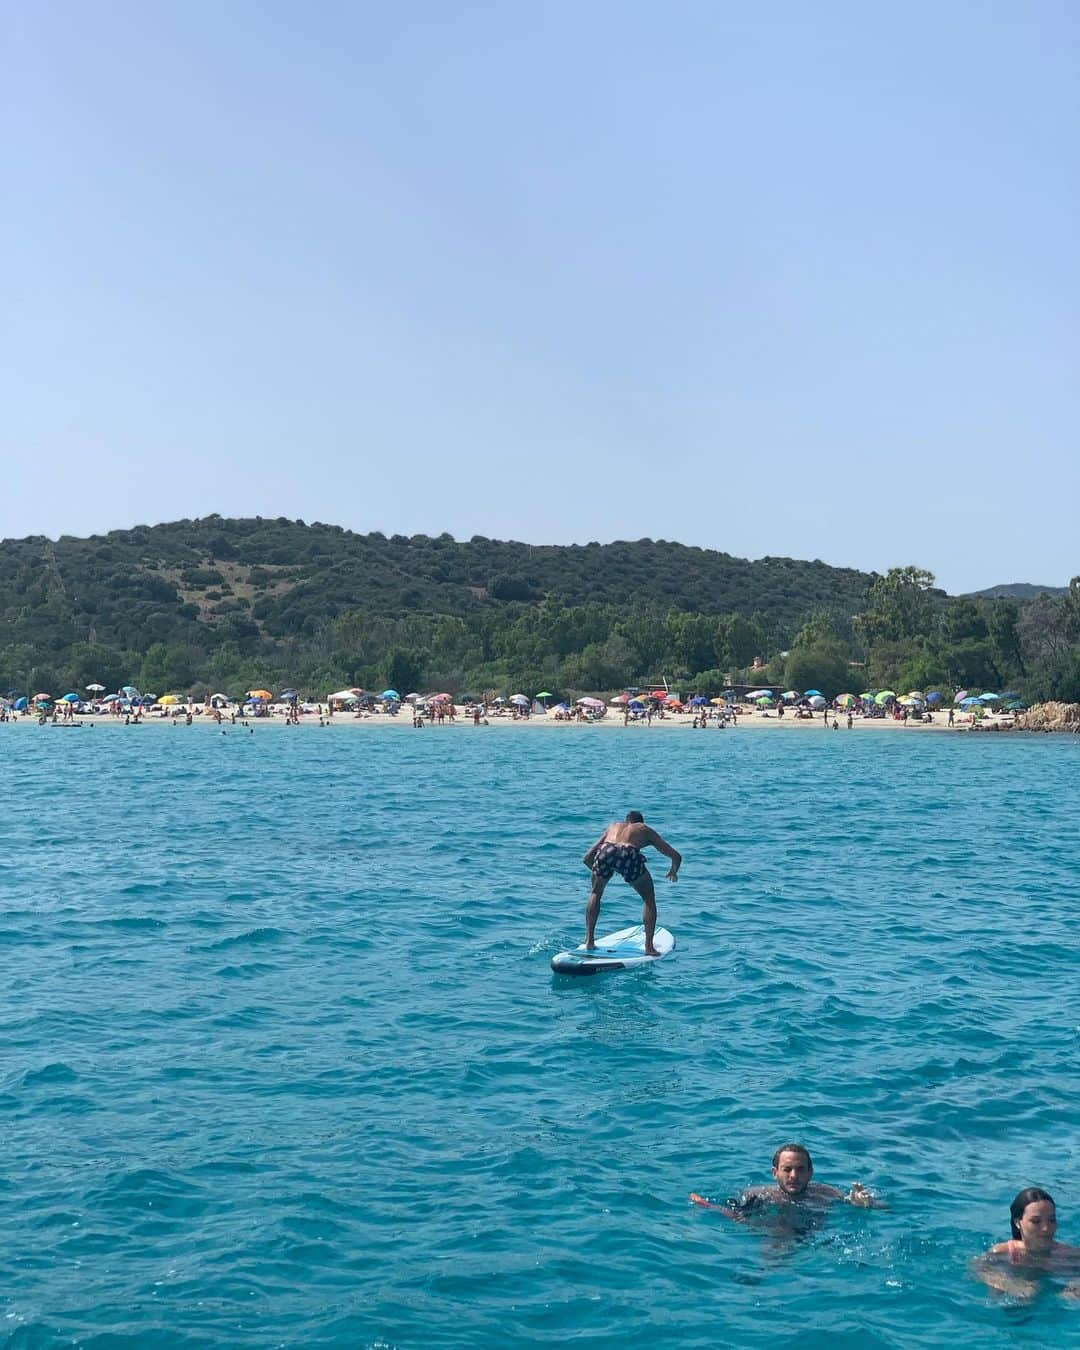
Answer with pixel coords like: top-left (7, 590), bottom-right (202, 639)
top-left (0, 516), bottom-right (875, 696)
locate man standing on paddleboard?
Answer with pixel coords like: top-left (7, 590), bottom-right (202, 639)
top-left (581, 811), bottom-right (682, 955)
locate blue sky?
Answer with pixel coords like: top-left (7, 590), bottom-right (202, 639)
top-left (4, 2), bottom-right (1077, 593)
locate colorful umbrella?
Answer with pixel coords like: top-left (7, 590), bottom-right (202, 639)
top-left (247, 689), bottom-right (273, 701)
top-left (834, 694), bottom-right (856, 707)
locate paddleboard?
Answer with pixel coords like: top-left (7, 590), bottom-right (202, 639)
top-left (550, 924), bottom-right (675, 975)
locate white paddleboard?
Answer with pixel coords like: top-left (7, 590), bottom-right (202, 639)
top-left (550, 924), bottom-right (675, 975)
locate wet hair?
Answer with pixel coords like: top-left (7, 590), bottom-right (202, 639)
top-left (772, 1143), bottom-right (813, 1172)
top-left (1010, 1188), bottom-right (1055, 1239)
top-left (625, 811), bottom-right (644, 823)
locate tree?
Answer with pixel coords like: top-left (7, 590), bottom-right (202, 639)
top-left (857, 567), bottom-right (938, 646)
top-left (782, 642), bottom-right (851, 700)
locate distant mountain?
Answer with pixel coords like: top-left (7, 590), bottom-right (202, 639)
top-left (0, 516), bottom-right (877, 693)
top-left (965, 583), bottom-right (1067, 600)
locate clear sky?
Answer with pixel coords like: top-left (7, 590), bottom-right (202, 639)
top-left (4, 2), bottom-right (1077, 593)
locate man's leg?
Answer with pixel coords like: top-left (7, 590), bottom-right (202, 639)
top-left (630, 872), bottom-right (659, 954)
top-left (585, 873), bottom-right (607, 948)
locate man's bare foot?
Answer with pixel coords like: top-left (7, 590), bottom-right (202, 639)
top-left (645, 946), bottom-right (661, 957)
top-left (584, 941), bottom-right (595, 949)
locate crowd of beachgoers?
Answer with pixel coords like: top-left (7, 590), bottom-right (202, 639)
top-left (0, 683), bottom-right (1029, 731)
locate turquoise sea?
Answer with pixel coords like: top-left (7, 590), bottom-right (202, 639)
top-left (2, 722), bottom-right (1078, 1348)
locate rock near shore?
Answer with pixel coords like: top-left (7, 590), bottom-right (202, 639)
top-left (1014, 701), bottom-right (1080, 733)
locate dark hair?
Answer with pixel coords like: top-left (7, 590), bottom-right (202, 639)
top-left (772, 1143), bottom-right (813, 1172)
top-left (1010, 1188), bottom-right (1055, 1239)
top-left (625, 811), bottom-right (644, 823)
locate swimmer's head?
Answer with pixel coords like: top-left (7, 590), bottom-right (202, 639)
top-left (772, 1144), bottom-right (813, 1195)
top-left (625, 811), bottom-right (644, 824)
top-left (1010, 1188), bottom-right (1056, 1247)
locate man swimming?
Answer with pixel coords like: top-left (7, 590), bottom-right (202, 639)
top-left (581, 811), bottom-right (682, 955)
top-left (690, 1143), bottom-right (879, 1218)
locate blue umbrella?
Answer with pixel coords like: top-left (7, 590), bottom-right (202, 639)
top-left (803, 689), bottom-right (823, 698)
top-left (959, 696), bottom-right (983, 707)
top-left (628, 699), bottom-right (645, 710)
top-left (14, 697), bottom-right (27, 710)
top-left (926, 692), bottom-right (942, 704)
top-left (122, 685), bottom-right (140, 696)
top-left (60, 693), bottom-right (80, 702)
top-left (280, 690), bottom-right (298, 702)
top-left (689, 695), bottom-right (708, 706)
top-left (380, 689), bottom-right (400, 701)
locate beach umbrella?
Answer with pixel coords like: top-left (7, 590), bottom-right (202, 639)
top-left (926, 692), bottom-right (943, 704)
top-left (690, 695), bottom-right (708, 706)
top-left (860, 691), bottom-right (874, 700)
top-left (875, 690), bottom-right (896, 705)
top-left (753, 693), bottom-right (774, 703)
top-left (609, 693), bottom-right (630, 704)
top-left (86, 683), bottom-right (105, 693)
top-left (33, 693), bottom-right (52, 702)
top-left (379, 689), bottom-right (400, 701)
top-left (781, 690), bottom-right (800, 701)
top-left (959, 696), bottom-right (983, 707)
top-left (898, 696), bottom-right (923, 707)
top-left (60, 692), bottom-right (81, 703)
top-left (428, 693), bottom-right (453, 703)
top-left (279, 689), bottom-right (298, 702)
top-left (980, 692), bottom-right (1001, 702)
top-left (628, 699), bottom-right (645, 710)
top-left (953, 689), bottom-right (968, 704)
top-left (328, 690), bottom-right (359, 702)
top-left (247, 689), bottom-right (273, 701)
top-left (158, 694), bottom-right (181, 705)
top-left (577, 696), bottom-right (604, 708)
top-left (834, 694), bottom-right (856, 708)
top-left (802, 689), bottom-right (823, 699)
top-left (509, 694), bottom-right (529, 705)
top-left (649, 689), bottom-right (667, 699)
top-left (536, 691), bottom-right (553, 700)
top-left (664, 693), bottom-right (681, 704)
top-left (1004, 699), bottom-right (1027, 710)
top-left (905, 691), bottom-right (925, 701)
top-left (14, 697), bottom-right (28, 710)
top-left (122, 685), bottom-right (139, 696)
top-left (809, 695), bottom-right (827, 710)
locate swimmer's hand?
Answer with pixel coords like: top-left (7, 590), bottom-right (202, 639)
top-left (846, 1183), bottom-right (878, 1208)
top-left (665, 866), bottom-right (679, 882)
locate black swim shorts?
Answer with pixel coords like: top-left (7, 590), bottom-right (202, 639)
top-left (592, 842), bottom-right (647, 883)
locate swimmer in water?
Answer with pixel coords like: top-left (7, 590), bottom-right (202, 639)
top-left (581, 811), bottom-right (681, 955)
top-left (973, 1188), bottom-right (1080, 1300)
top-left (690, 1143), bottom-right (880, 1218)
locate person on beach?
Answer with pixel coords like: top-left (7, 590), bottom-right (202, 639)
top-left (973, 1188), bottom-right (1080, 1300)
top-left (689, 1143), bottom-right (879, 1218)
top-left (581, 811), bottom-right (681, 954)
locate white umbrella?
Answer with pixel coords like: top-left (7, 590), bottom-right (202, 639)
top-left (328, 690), bottom-right (359, 702)
top-left (576, 697), bottom-right (604, 708)
top-left (86, 683), bottom-right (105, 693)
top-left (509, 694), bottom-right (529, 705)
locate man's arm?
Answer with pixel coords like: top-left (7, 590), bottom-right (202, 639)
top-left (582, 833), bottom-right (607, 868)
top-left (644, 827), bottom-right (681, 880)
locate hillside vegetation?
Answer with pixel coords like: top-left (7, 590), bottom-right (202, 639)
top-left (1, 517), bottom-right (1077, 704)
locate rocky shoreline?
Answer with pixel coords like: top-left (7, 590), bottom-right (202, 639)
top-left (1014, 701), bottom-right (1080, 733)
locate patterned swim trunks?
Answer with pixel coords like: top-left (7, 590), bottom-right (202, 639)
top-left (592, 842), bottom-right (647, 883)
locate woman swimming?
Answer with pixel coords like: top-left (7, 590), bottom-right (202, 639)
top-left (974, 1188), bottom-right (1080, 1300)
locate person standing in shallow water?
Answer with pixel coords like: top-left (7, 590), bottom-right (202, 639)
top-left (581, 811), bottom-right (681, 954)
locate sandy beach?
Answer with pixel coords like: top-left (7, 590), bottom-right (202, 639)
top-left (3, 707), bottom-right (1011, 734)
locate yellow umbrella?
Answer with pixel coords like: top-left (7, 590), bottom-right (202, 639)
top-left (247, 689), bottom-right (273, 701)
top-left (159, 694), bottom-right (181, 705)
top-left (710, 697), bottom-right (728, 706)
